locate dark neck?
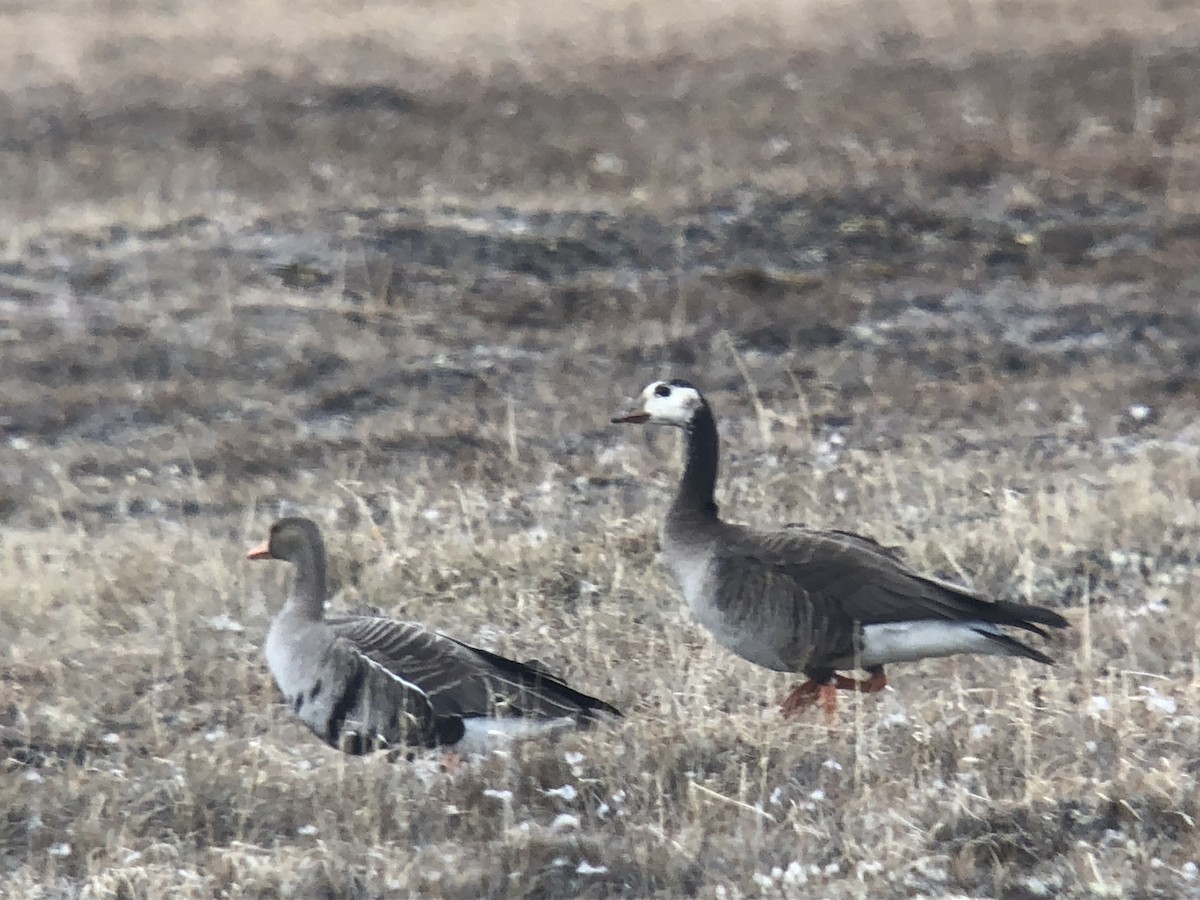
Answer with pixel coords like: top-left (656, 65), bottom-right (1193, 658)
top-left (286, 542), bottom-right (328, 620)
top-left (672, 403), bottom-right (720, 520)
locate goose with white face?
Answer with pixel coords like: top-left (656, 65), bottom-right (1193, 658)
top-left (611, 380), bottom-right (704, 427)
top-left (609, 376), bottom-right (1071, 720)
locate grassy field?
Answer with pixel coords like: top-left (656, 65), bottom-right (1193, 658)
top-left (3, 0), bottom-right (1200, 896)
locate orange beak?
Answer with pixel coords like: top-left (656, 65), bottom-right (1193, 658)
top-left (246, 540), bottom-right (272, 560)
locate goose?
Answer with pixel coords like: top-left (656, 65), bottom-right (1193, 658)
top-left (246, 516), bottom-right (621, 754)
top-left (611, 379), bottom-right (1069, 716)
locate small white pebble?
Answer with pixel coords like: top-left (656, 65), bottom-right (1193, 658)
top-left (752, 873), bottom-right (774, 890)
top-left (577, 861), bottom-right (608, 875)
top-left (297, 824), bottom-right (318, 836)
top-left (544, 785), bottom-right (577, 802)
top-left (596, 802), bottom-right (610, 818)
top-left (810, 790), bottom-right (826, 802)
top-left (857, 860), bottom-right (884, 880)
top-left (1088, 696), bottom-right (1111, 716)
top-left (969, 724), bottom-right (992, 741)
top-left (563, 751), bottom-right (585, 767)
top-left (783, 860), bottom-right (808, 886)
top-left (1182, 862), bottom-right (1197, 880)
top-left (769, 786), bottom-right (784, 805)
top-left (1129, 403), bottom-right (1152, 422)
top-left (483, 789), bottom-right (513, 802)
top-left (764, 136), bottom-right (791, 159)
top-left (771, 866), bottom-right (784, 880)
top-left (102, 732), bottom-right (120, 745)
top-left (822, 759), bottom-right (843, 772)
top-left (206, 614), bottom-right (245, 633)
top-left (589, 152), bottom-right (626, 176)
top-left (23, 770), bottom-right (43, 783)
top-left (549, 814), bottom-right (580, 833)
top-left (1142, 690), bottom-right (1177, 716)
top-left (47, 843), bottom-right (71, 857)
top-left (1020, 876), bottom-right (1052, 896)
top-left (824, 863), bottom-right (840, 876)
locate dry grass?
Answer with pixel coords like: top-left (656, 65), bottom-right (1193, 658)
top-left (3, 0), bottom-right (1200, 896)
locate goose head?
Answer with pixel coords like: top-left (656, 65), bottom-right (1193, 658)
top-left (247, 516), bottom-right (324, 563)
top-left (611, 379), bottom-right (705, 428)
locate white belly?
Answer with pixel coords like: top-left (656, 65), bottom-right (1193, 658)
top-left (265, 618), bottom-right (323, 710)
top-left (456, 716), bottom-right (575, 754)
top-left (265, 620), bottom-right (301, 695)
top-left (669, 553), bottom-right (719, 626)
top-left (859, 621), bottom-right (1006, 666)
top-left (666, 552), bottom-right (792, 671)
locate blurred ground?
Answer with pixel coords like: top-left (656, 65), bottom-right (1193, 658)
top-left (2, 0), bottom-right (1200, 897)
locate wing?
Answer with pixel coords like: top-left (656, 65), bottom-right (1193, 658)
top-left (299, 635), bottom-right (458, 754)
top-left (327, 616), bottom-right (620, 721)
top-left (712, 523), bottom-right (1066, 673)
top-left (783, 523), bottom-right (907, 562)
top-left (327, 616), bottom-right (496, 715)
top-left (721, 524), bottom-right (994, 625)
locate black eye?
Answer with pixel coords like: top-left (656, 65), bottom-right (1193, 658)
top-left (654, 384), bottom-right (672, 398)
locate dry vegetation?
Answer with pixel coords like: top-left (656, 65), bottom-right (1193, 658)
top-left (3, 0), bottom-right (1200, 896)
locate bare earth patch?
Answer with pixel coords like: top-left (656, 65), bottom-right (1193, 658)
top-left (2, 0), bottom-right (1200, 896)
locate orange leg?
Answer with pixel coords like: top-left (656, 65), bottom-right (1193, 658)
top-left (779, 679), bottom-right (823, 717)
top-left (818, 683), bottom-right (839, 719)
top-left (831, 669), bottom-right (888, 694)
top-left (779, 669), bottom-right (888, 719)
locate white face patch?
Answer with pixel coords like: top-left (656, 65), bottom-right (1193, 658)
top-left (638, 381), bottom-right (703, 426)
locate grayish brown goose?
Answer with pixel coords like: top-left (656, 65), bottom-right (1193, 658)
top-left (612, 379), bottom-right (1070, 716)
top-left (247, 517), bottom-right (621, 754)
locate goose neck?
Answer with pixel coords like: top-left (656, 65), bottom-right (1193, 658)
top-left (285, 542), bottom-right (328, 620)
top-left (673, 403), bottom-right (720, 520)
